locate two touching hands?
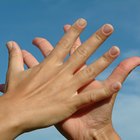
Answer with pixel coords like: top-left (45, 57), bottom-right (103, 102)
top-left (0, 18), bottom-right (140, 140)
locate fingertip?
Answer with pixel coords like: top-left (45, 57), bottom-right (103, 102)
top-left (75, 18), bottom-right (87, 29)
top-left (63, 24), bottom-right (71, 32)
top-left (22, 50), bottom-right (30, 57)
top-left (112, 82), bottom-right (122, 92)
top-left (6, 41), bottom-right (20, 52)
top-left (109, 46), bottom-right (120, 57)
top-left (102, 24), bottom-right (114, 35)
top-left (32, 37), bottom-right (45, 45)
top-left (6, 41), bottom-right (13, 51)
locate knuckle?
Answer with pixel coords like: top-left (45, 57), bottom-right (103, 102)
top-left (74, 96), bottom-right (84, 109)
top-left (76, 72), bottom-right (85, 84)
top-left (102, 53), bottom-right (112, 63)
top-left (89, 93), bottom-right (96, 103)
top-left (57, 38), bottom-right (70, 50)
top-left (103, 87), bottom-right (110, 98)
top-left (118, 61), bottom-right (128, 72)
top-left (71, 25), bottom-right (80, 34)
top-left (94, 32), bottom-right (104, 42)
top-left (84, 66), bottom-right (95, 78)
top-left (76, 47), bottom-right (88, 58)
top-left (72, 43), bottom-right (80, 50)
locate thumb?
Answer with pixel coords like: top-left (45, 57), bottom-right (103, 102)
top-left (6, 41), bottom-right (24, 76)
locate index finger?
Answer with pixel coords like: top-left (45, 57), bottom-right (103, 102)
top-left (46, 18), bottom-right (87, 64)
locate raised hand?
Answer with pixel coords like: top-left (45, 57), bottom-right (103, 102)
top-left (0, 19), bottom-right (121, 140)
top-left (22, 25), bottom-right (140, 139)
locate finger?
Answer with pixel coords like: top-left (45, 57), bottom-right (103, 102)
top-left (47, 18), bottom-right (87, 63)
top-left (74, 81), bottom-right (121, 109)
top-left (106, 56), bottom-right (140, 84)
top-left (65, 24), bottom-right (114, 73)
top-left (0, 84), bottom-right (5, 93)
top-left (105, 56), bottom-right (140, 105)
top-left (63, 24), bottom-right (82, 54)
top-left (72, 46), bottom-right (120, 89)
top-left (22, 50), bottom-right (39, 68)
top-left (6, 41), bottom-right (24, 75)
top-left (32, 37), bottom-right (54, 57)
top-left (64, 24), bottom-right (87, 72)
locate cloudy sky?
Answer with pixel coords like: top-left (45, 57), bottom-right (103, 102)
top-left (0, 0), bottom-right (140, 139)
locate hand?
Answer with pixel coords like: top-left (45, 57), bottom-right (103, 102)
top-left (0, 19), bottom-right (121, 140)
top-left (20, 25), bottom-right (140, 140)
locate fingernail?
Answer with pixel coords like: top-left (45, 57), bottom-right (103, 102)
top-left (102, 24), bottom-right (113, 35)
top-left (109, 46), bottom-right (120, 56)
top-left (112, 82), bottom-right (122, 91)
top-left (77, 18), bottom-right (87, 27)
top-left (6, 41), bottom-right (13, 51)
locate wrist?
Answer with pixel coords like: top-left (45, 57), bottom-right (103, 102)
top-left (0, 95), bottom-right (23, 140)
top-left (91, 124), bottom-right (121, 140)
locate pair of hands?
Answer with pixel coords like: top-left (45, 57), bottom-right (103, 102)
top-left (0, 18), bottom-right (139, 140)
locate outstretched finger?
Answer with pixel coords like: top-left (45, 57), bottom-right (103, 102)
top-left (63, 24), bottom-right (82, 54)
top-left (106, 57), bottom-right (140, 84)
top-left (6, 41), bottom-right (24, 76)
top-left (64, 24), bottom-right (87, 72)
top-left (105, 56), bottom-right (140, 104)
top-left (74, 81), bottom-right (121, 109)
top-left (32, 37), bottom-right (54, 57)
top-left (46, 18), bottom-right (87, 64)
top-left (22, 50), bottom-right (39, 68)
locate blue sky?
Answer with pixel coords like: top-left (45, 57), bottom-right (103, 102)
top-left (0, 0), bottom-right (140, 139)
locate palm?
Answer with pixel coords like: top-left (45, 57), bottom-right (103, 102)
top-left (56, 79), bottom-right (115, 139)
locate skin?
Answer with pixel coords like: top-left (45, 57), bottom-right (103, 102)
top-left (17, 25), bottom-right (140, 140)
top-left (0, 18), bottom-right (122, 140)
